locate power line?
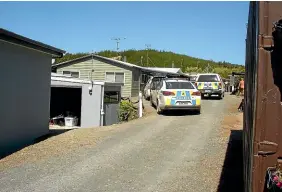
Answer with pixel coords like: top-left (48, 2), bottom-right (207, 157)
top-left (111, 37), bottom-right (126, 55)
top-left (145, 44), bottom-right (151, 66)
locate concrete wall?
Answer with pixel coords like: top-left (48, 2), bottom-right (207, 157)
top-left (80, 84), bottom-right (102, 128)
top-left (0, 40), bottom-right (51, 156)
top-left (56, 58), bottom-right (133, 97)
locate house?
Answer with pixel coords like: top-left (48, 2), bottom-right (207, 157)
top-left (50, 73), bottom-right (123, 127)
top-left (0, 28), bottom-right (65, 157)
top-left (52, 55), bottom-right (187, 98)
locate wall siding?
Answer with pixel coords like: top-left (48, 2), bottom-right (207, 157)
top-left (57, 59), bottom-right (133, 97)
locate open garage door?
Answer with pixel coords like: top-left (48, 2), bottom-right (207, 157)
top-left (50, 87), bottom-right (82, 126)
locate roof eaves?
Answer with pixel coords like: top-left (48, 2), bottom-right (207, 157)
top-left (0, 28), bottom-right (66, 58)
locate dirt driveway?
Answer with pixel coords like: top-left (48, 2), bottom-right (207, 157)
top-left (0, 95), bottom-right (243, 192)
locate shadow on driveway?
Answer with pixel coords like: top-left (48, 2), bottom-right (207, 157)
top-left (161, 110), bottom-right (200, 116)
top-left (0, 129), bottom-right (72, 160)
top-left (217, 130), bottom-right (243, 192)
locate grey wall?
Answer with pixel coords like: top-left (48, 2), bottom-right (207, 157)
top-left (80, 84), bottom-right (102, 128)
top-left (0, 40), bottom-right (51, 156)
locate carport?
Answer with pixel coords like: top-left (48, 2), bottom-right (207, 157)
top-left (50, 73), bottom-right (123, 128)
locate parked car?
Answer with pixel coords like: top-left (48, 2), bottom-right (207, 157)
top-left (189, 74), bottom-right (198, 84)
top-left (144, 76), bottom-right (153, 100)
top-left (195, 73), bottom-right (225, 99)
top-left (150, 78), bottom-right (201, 114)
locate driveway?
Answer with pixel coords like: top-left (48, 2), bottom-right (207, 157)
top-left (0, 95), bottom-right (241, 192)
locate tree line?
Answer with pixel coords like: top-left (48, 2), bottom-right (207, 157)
top-left (55, 49), bottom-right (245, 78)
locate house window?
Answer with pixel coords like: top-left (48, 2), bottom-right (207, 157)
top-left (115, 72), bottom-right (124, 83)
top-left (63, 71), bottom-right (79, 78)
top-left (105, 72), bottom-right (124, 83)
top-left (105, 72), bottom-right (115, 82)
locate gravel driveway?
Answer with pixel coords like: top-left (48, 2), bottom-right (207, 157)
top-left (0, 95), bottom-right (241, 192)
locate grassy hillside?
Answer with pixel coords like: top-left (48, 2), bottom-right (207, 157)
top-left (55, 49), bottom-right (245, 78)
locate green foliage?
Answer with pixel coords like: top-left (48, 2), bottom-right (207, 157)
top-left (119, 100), bottom-right (138, 122)
top-left (55, 49), bottom-right (245, 79)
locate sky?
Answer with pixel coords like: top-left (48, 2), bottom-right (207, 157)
top-left (0, 1), bottom-right (249, 65)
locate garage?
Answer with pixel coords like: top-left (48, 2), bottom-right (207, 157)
top-left (0, 28), bottom-right (65, 157)
top-left (50, 73), bottom-right (123, 128)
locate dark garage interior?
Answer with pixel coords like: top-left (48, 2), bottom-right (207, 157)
top-left (50, 87), bottom-right (82, 126)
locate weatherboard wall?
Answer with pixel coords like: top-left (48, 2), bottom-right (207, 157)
top-left (56, 58), bottom-right (133, 97)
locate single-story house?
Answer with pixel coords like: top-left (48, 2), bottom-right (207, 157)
top-left (0, 28), bottom-right (65, 157)
top-left (52, 54), bottom-right (187, 98)
top-left (50, 73), bottom-right (123, 127)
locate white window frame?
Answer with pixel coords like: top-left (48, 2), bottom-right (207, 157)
top-left (104, 72), bottom-right (125, 83)
top-left (62, 70), bottom-right (80, 78)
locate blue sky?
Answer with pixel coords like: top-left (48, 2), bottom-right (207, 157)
top-left (0, 1), bottom-right (249, 64)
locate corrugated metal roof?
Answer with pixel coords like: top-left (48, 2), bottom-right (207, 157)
top-left (0, 28), bottom-right (65, 58)
top-left (51, 73), bottom-right (123, 86)
top-left (144, 67), bottom-right (182, 74)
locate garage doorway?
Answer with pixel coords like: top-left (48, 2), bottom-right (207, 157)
top-left (50, 87), bottom-right (82, 126)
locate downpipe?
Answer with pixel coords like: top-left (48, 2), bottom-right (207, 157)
top-left (100, 85), bottom-right (105, 126)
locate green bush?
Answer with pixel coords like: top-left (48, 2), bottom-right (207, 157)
top-left (119, 100), bottom-right (138, 122)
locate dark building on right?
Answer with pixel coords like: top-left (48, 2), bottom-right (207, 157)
top-left (244, 1), bottom-right (282, 192)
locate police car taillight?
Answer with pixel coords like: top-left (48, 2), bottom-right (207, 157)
top-left (162, 91), bottom-right (175, 96)
top-left (192, 91), bottom-right (201, 96)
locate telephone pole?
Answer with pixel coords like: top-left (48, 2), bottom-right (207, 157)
top-left (141, 56), bottom-right (143, 66)
top-left (145, 44), bottom-right (151, 66)
top-left (111, 37), bottom-right (126, 56)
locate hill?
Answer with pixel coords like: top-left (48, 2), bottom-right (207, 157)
top-left (55, 49), bottom-right (245, 78)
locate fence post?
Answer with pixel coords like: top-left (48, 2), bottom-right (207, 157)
top-left (138, 91), bottom-right (143, 118)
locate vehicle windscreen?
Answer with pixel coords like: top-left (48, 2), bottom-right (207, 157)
top-left (165, 81), bottom-right (194, 89)
top-left (197, 75), bottom-right (219, 82)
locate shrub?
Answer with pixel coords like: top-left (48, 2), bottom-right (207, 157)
top-left (119, 100), bottom-right (138, 122)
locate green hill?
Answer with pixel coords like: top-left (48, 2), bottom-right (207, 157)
top-left (55, 49), bottom-right (245, 78)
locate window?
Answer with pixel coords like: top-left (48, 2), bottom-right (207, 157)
top-left (165, 81), bottom-right (194, 89)
top-left (63, 71), bottom-right (79, 78)
top-left (197, 75), bottom-right (219, 82)
top-left (105, 72), bottom-right (115, 82)
top-left (104, 91), bottom-right (120, 103)
top-left (105, 72), bottom-right (124, 83)
top-left (115, 72), bottom-right (124, 83)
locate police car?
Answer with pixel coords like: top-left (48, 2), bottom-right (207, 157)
top-left (195, 73), bottom-right (225, 99)
top-left (150, 78), bottom-right (201, 114)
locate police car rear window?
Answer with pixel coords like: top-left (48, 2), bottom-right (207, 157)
top-left (165, 81), bottom-right (194, 89)
top-left (197, 75), bottom-right (218, 82)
